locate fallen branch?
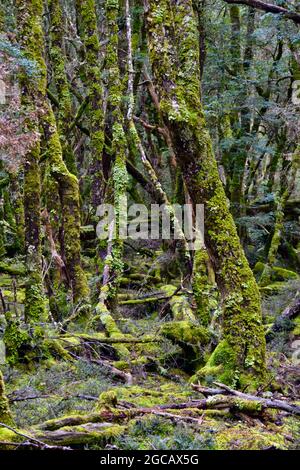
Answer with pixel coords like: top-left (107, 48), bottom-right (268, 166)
top-left (8, 393), bottom-right (98, 403)
top-left (0, 422), bottom-right (71, 450)
top-left (192, 383), bottom-right (300, 416)
top-left (61, 333), bottom-right (157, 344)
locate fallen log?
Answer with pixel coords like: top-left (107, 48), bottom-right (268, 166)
top-left (0, 422), bottom-right (71, 450)
top-left (61, 333), bottom-right (158, 345)
top-left (192, 382), bottom-right (300, 416)
top-left (40, 389), bottom-right (300, 434)
top-left (35, 422), bottom-right (125, 447)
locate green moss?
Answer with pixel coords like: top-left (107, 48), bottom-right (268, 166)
top-left (292, 317), bottom-right (300, 336)
top-left (255, 262), bottom-right (298, 284)
top-left (4, 321), bottom-right (30, 366)
top-left (38, 422), bottom-right (125, 446)
top-left (48, 0), bottom-right (77, 174)
top-left (0, 261), bottom-right (26, 275)
top-left (215, 423), bottom-right (287, 450)
top-left (146, 0), bottom-right (266, 387)
top-left (99, 390), bottom-right (118, 407)
top-left (160, 321), bottom-right (209, 346)
top-left (0, 427), bottom-right (24, 449)
top-left (75, 0), bottom-right (104, 198)
top-left (0, 371), bottom-right (13, 426)
top-left (192, 338), bottom-right (262, 389)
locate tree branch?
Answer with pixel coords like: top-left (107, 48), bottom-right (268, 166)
top-left (223, 0), bottom-right (300, 25)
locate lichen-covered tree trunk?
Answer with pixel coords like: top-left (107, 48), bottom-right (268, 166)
top-left (145, 0), bottom-right (266, 387)
top-left (41, 105), bottom-right (90, 305)
top-left (0, 371), bottom-right (13, 425)
top-left (17, 0), bottom-right (89, 307)
top-left (96, 0), bottom-right (128, 316)
top-left (16, 0), bottom-right (47, 323)
top-left (75, 0), bottom-right (105, 208)
top-left (48, 0), bottom-right (77, 175)
top-left (260, 145), bottom-right (300, 285)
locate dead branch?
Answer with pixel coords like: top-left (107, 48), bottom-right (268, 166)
top-left (192, 383), bottom-right (300, 415)
top-left (0, 421), bottom-right (71, 450)
top-left (223, 0), bottom-right (300, 25)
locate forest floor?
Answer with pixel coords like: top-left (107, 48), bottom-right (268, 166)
top-left (0, 241), bottom-right (300, 450)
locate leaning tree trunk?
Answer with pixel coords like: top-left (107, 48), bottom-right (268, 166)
top-left (17, 0), bottom-right (89, 307)
top-left (145, 0), bottom-right (266, 388)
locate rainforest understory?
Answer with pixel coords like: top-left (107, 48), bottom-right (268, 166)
top-left (0, 0), bottom-right (299, 451)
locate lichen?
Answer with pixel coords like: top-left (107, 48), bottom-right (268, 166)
top-left (0, 371), bottom-right (13, 426)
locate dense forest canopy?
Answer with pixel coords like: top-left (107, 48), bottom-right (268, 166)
top-left (0, 0), bottom-right (299, 452)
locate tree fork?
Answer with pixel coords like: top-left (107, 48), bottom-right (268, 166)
top-left (145, 0), bottom-right (266, 388)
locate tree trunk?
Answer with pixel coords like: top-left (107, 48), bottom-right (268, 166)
top-left (16, 0), bottom-right (47, 323)
top-left (145, 0), bottom-right (266, 388)
top-left (0, 371), bottom-right (13, 425)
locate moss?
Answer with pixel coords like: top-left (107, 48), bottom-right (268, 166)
top-left (97, 312), bottom-right (130, 359)
top-left (192, 249), bottom-right (212, 325)
top-left (215, 423), bottom-right (287, 450)
top-left (15, 0), bottom-right (46, 332)
top-left (44, 339), bottom-right (73, 361)
top-left (255, 262), bottom-right (298, 284)
top-left (43, 108), bottom-right (90, 305)
top-left (0, 261), bottom-right (25, 276)
top-left (192, 338), bottom-right (262, 389)
top-left (75, 0), bottom-right (104, 204)
top-left (3, 321), bottom-right (30, 366)
top-left (99, 390), bottom-right (118, 407)
top-left (0, 427), bottom-right (24, 449)
top-left (0, 371), bottom-right (13, 426)
top-left (95, 0), bottom-right (128, 312)
top-left (146, 0), bottom-right (266, 387)
top-left (160, 321), bottom-right (209, 346)
top-left (38, 422), bottom-right (125, 446)
top-left (96, 384), bottom-right (191, 409)
top-left (48, 0), bottom-right (77, 175)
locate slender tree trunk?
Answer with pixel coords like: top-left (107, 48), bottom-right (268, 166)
top-left (17, 0), bottom-right (89, 307)
top-left (95, 0), bottom-right (129, 319)
top-left (145, 0), bottom-right (266, 387)
top-left (0, 371), bottom-right (13, 425)
top-left (75, 0), bottom-right (105, 208)
top-left (16, 0), bottom-right (47, 323)
top-left (48, 0), bottom-right (77, 175)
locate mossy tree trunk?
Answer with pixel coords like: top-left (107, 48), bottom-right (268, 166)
top-left (0, 371), bottom-right (13, 425)
top-left (260, 145), bottom-right (300, 285)
top-left (145, 0), bottom-right (266, 387)
top-left (16, 0), bottom-right (47, 323)
top-left (96, 0), bottom-right (128, 315)
top-left (75, 0), bottom-right (105, 208)
top-left (48, 0), bottom-right (77, 175)
top-left (41, 106), bottom-right (90, 306)
top-left (16, 0), bottom-right (89, 308)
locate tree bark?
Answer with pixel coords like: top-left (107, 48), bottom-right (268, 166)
top-left (223, 0), bottom-right (300, 25)
top-left (145, 0), bottom-right (266, 387)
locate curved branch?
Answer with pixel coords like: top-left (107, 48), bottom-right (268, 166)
top-left (224, 0), bottom-right (300, 25)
